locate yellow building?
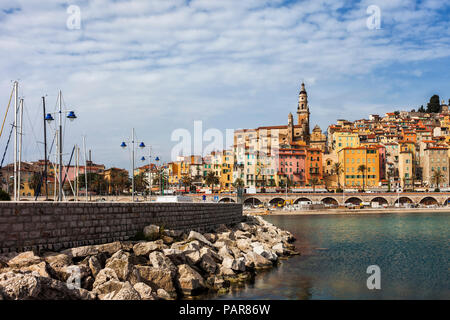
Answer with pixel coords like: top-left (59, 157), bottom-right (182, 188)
top-left (220, 150), bottom-right (234, 191)
top-left (332, 131), bottom-right (360, 153)
top-left (338, 146), bottom-right (380, 189)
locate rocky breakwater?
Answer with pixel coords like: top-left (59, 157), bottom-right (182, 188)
top-left (0, 215), bottom-right (298, 300)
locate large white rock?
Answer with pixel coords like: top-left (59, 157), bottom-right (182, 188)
top-left (143, 225), bottom-right (160, 239)
top-left (148, 251), bottom-right (177, 277)
top-left (133, 240), bottom-right (167, 256)
top-left (175, 264), bottom-right (207, 296)
top-left (187, 231), bottom-right (213, 247)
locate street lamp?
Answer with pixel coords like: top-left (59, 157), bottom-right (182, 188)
top-left (45, 91), bottom-right (77, 201)
top-left (155, 156), bottom-right (163, 195)
top-left (120, 128), bottom-right (146, 202)
top-left (140, 145), bottom-right (153, 201)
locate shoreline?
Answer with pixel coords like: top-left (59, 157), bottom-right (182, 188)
top-left (246, 207), bottom-right (450, 216)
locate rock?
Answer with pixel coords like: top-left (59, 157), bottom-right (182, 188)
top-left (215, 224), bottom-right (229, 233)
top-left (136, 266), bottom-right (177, 297)
top-left (163, 229), bottom-right (184, 238)
top-left (6, 251), bottom-right (42, 268)
top-left (43, 253), bottom-right (73, 280)
top-left (218, 265), bottom-right (235, 276)
top-left (94, 279), bottom-right (125, 300)
top-left (92, 268), bottom-right (119, 289)
top-left (96, 242), bottom-right (124, 255)
top-left (203, 233), bottom-right (217, 243)
top-left (109, 282), bottom-right (141, 300)
top-left (162, 236), bottom-right (174, 245)
top-left (234, 230), bottom-right (253, 240)
top-left (217, 246), bottom-right (234, 260)
top-left (252, 243), bottom-right (278, 262)
top-left (175, 264), bottom-right (207, 296)
top-left (88, 256), bottom-right (102, 277)
top-left (222, 257), bottom-right (245, 272)
top-left (214, 239), bottom-right (235, 249)
top-left (22, 261), bottom-right (50, 278)
top-left (148, 251), bottom-right (177, 277)
top-left (105, 258), bottom-right (133, 282)
top-left (217, 231), bottom-right (236, 241)
top-left (82, 276), bottom-right (95, 291)
top-left (58, 264), bottom-right (91, 283)
top-left (0, 271), bottom-right (94, 300)
top-left (156, 288), bottom-right (173, 300)
top-left (187, 231), bottom-right (213, 247)
top-left (199, 253), bottom-right (218, 274)
top-left (244, 252), bottom-right (273, 268)
top-left (133, 240), bottom-right (167, 256)
top-left (162, 249), bottom-right (187, 265)
top-left (133, 282), bottom-right (154, 300)
top-left (185, 250), bottom-right (202, 266)
top-left (143, 225), bottom-right (160, 240)
top-left (61, 245), bottom-right (98, 258)
top-left (236, 239), bottom-right (252, 252)
top-left (199, 247), bottom-right (222, 263)
top-left (272, 243), bottom-right (286, 256)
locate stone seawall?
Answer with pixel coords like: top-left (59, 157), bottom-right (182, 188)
top-left (0, 202), bottom-right (243, 254)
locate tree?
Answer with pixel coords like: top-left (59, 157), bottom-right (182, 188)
top-left (332, 162), bottom-right (343, 191)
top-left (417, 105), bottom-right (426, 113)
top-left (134, 172), bottom-right (148, 193)
top-left (233, 178), bottom-right (244, 189)
top-left (0, 189), bottom-right (10, 201)
top-left (29, 172), bottom-right (42, 193)
top-left (386, 167), bottom-right (395, 192)
top-left (426, 95), bottom-right (440, 113)
top-left (107, 170), bottom-right (130, 195)
top-left (205, 171), bottom-right (219, 193)
top-left (78, 173), bottom-right (107, 195)
top-left (181, 174), bottom-right (193, 193)
top-left (431, 168), bottom-right (444, 191)
top-left (357, 164), bottom-right (367, 191)
top-left (310, 176), bottom-right (319, 193)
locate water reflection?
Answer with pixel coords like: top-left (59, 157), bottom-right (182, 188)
top-left (216, 212), bottom-right (450, 300)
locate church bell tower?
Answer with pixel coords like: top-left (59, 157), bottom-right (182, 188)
top-left (297, 82), bottom-right (310, 142)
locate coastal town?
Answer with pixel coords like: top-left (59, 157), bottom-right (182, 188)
top-left (2, 83), bottom-right (450, 208)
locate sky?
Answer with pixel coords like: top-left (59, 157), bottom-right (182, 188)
top-left (0, 0), bottom-right (449, 171)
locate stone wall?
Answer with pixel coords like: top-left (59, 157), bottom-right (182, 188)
top-left (0, 202), bottom-right (243, 253)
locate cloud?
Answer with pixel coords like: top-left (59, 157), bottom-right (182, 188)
top-left (0, 0), bottom-right (449, 167)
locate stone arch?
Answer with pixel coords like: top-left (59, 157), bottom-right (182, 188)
top-left (269, 197), bottom-right (285, 205)
top-left (321, 197), bottom-right (338, 206)
top-left (394, 197), bottom-right (413, 205)
top-left (370, 197), bottom-right (388, 205)
top-left (345, 197), bottom-right (362, 205)
top-left (419, 196), bottom-right (438, 206)
top-left (218, 197), bottom-right (235, 203)
top-left (444, 198), bottom-right (450, 206)
top-left (243, 197), bottom-right (262, 205)
top-left (294, 197), bottom-right (312, 204)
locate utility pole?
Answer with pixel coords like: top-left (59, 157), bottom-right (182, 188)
top-left (89, 149), bottom-right (92, 201)
top-left (42, 96), bottom-right (48, 200)
top-left (75, 145), bottom-right (79, 201)
top-left (13, 81), bottom-right (18, 201)
top-left (17, 98), bottom-right (23, 201)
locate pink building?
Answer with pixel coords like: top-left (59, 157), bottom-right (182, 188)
top-left (278, 148), bottom-right (307, 186)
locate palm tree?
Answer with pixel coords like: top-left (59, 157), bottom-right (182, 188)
top-left (431, 168), bottom-right (444, 191)
top-left (233, 178), bottom-right (245, 189)
top-left (181, 174), bottom-right (193, 193)
top-left (134, 172), bottom-right (148, 193)
top-left (332, 162), bottom-right (343, 191)
top-left (205, 171), bottom-right (219, 193)
top-left (310, 176), bottom-right (319, 193)
top-left (357, 164), bottom-right (367, 191)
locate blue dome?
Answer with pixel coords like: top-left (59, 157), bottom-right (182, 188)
top-left (120, 142), bottom-right (127, 148)
top-left (45, 113), bottom-right (54, 121)
top-left (139, 142), bottom-right (145, 148)
top-left (141, 156), bottom-right (145, 161)
top-left (67, 111), bottom-right (77, 119)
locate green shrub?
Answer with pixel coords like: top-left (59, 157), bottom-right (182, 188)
top-left (0, 190), bottom-right (11, 201)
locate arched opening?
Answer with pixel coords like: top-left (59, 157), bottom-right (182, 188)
top-left (444, 198), bottom-right (450, 206)
top-left (371, 197), bottom-right (388, 205)
top-left (345, 197), bottom-right (362, 205)
top-left (321, 197), bottom-right (338, 206)
top-left (294, 197), bottom-right (312, 204)
top-left (219, 197), bottom-right (235, 203)
top-left (269, 197), bottom-right (285, 205)
top-left (419, 197), bottom-right (438, 206)
top-left (396, 197), bottom-right (413, 204)
top-left (243, 198), bottom-right (262, 205)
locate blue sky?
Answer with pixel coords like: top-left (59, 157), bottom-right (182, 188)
top-left (0, 0), bottom-right (449, 170)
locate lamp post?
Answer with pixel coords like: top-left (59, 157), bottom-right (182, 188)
top-left (45, 90), bottom-right (77, 201)
top-left (120, 129), bottom-right (145, 202)
top-left (140, 144), bottom-right (152, 201)
top-left (155, 156), bottom-right (162, 195)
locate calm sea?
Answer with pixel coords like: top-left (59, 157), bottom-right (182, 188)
top-left (218, 211), bottom-right (450, 300)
